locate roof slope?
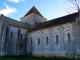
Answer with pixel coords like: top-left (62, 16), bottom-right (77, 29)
top-left (23, 6), bottom-right (44, 18)
top-left (29, 12), bottom-right (78, 32)
top-left (1, 15), bottom-right (31, 30)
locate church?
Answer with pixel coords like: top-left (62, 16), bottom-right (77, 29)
top-left (0, 6), bottom-right (80, 58)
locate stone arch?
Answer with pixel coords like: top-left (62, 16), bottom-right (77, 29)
top-left (64, 30), bottom-right (71, 43)
top-left (53, 32), bottom-right (59, 45)
top-left (28, 37), bottom-right (32, 45)
top-left (44, 34), bottom-right (48, 45)
top-left (36, 35), bottom-right (40, 45)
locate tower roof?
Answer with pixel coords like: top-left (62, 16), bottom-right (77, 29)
top-left (23, 6), bottom-right (44, 18)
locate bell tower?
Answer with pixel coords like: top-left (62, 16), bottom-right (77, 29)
top-left (20, 6), bottom-right (47, 27)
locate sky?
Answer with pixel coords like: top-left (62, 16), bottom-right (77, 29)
top-left (0, 0), bottom-right (77, 21)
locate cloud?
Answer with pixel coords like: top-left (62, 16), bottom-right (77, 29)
top-left (0, 2), bottom-right (17, 16)
top-left (8, 0), bottom-right (25, 3)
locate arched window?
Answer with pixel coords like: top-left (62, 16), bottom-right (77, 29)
top-left (55, 35), bottom-right (59, 44)
top-left (30, 38), bottom-right (32, 44)
top-left (35, 22), bottom-right (37, 25)
top-left (46, 36), bottom-right (48, 44)
top-left (20, 34), bottom-right (22, 39)
top-left (38, 38), bottom-right (40, 45)
top-left (67, 33), bottom-right (71, 42)
top-left (11, 32), bottom-right (13, 37)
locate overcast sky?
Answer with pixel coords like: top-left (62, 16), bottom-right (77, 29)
top-left (0, 0), bottom-right (77, 21)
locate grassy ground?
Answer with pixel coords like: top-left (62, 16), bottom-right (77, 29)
top-left (0, 56), bottom-right (76, 60)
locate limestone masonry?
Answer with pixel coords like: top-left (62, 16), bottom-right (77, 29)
top-left (0, 6), bottom-right (80, 58)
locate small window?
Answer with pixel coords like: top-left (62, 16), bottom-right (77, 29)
top-left (55, 35), bottom-right (59, 44)
top-left (38, 38), bottom-right (40, 45)
top-left (35, 22), bottom-right (37, 25)
top-left (46, 36), bottom-right (48, 44)
top-left (67, 33), bottom-right (71, 42)
top-left (11, 32), bottom-right (13, 37)
top-left (21, 34), bottom-right (22, 39)
top-left (30, 38), bottom-right (32, 44)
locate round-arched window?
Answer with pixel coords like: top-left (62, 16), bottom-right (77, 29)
top-left (38, 38), bottom-right (40, 45)
top-left (30, 37), bottom-right (32, 44)
top-left (46, 36), bottom-right (48, 44)
top-left (67, 33), bottom-right (71, 42)
top-left (55, 35), bottom-right (59, 44)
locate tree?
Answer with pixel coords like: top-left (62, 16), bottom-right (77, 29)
top-left (65, 0), bottom-right (80, 13)
top-left (68, 0), bottom-right (80, 11)
top-left (67, 0), bottom-right (80, 58)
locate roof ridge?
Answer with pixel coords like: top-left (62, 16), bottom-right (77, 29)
top-left (22, 6), bottom-right (44, 18)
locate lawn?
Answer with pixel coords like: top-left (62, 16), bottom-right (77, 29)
top-left (0, 56), bottom-right (76, 60)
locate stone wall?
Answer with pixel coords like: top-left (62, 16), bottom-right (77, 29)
top-left (20, 13), bottom-right (47, 27)
top-left (3, 24), bottom-right (27, 56)
top-left (72, 22), bottom-right (80, 58)
top-left (0, 16), bottom-right (7, 56)
top-left (27, 23), bottom-right (74, 58)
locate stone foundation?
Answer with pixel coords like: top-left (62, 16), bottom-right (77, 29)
top-left (35, 52), bottom-right (40, 57)
top-left (55, 52), bottom-right (60, 57)
top-left (44, 52), bottom-right (50, 57)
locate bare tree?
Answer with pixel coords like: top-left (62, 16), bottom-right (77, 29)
top-left (65, 0), bottom-right (80, 59)
top-left (65, 0), bottom-right (80, 14)
top-left (68, 0), bottom-right (80, 11)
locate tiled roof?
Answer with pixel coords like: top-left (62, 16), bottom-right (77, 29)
top-left (0, 14), bottom-right (31, 30)
top-left (28, 12), bottom-right (78, 32)
top-left (23, 6), bottom-right (44, 18)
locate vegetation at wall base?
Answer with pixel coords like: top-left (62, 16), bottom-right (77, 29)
top-left (0, 56), bottom-right (79, 60)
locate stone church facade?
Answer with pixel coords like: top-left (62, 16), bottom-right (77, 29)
top-left (0, 6), bottom-right (80, 58)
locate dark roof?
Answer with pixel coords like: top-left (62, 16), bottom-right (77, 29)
top-left (23, 6), bottom-right (44, 18)
top-left (0, 14), bottom-right (31, 30)
top-left (28, 12), bottom-right (78, 32)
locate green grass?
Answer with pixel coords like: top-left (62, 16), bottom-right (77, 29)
top-left (0, 56), bottom-right (76, 60)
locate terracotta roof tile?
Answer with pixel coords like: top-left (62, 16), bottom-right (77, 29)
top-left (23, 6), bottom-right (44, 18)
